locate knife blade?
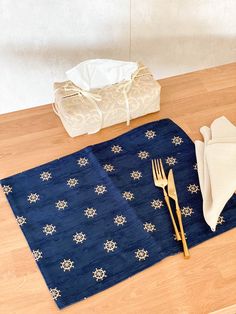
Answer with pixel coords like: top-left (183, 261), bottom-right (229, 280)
top-left (167, 168), bottom-right (190, 259)
top-left (167, 169), bottom-right (179, 204)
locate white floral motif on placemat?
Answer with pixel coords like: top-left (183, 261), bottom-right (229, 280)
top-left (43, 224), bottom-right (56, 235)
top-left (137, 151), bottom-right (150, 159)
top-left (165, 156), bottom-right (177, 166)
top-left (130, 170), bottom-right (142, 180)
top-left (151, 199), bottom-right (164, 209)
top-left (172, 136), bottom-right (183, 146)
top-left (33, 249), bottom-right (43, 261)
top-left (92, 268), bottom-right (107, 281)
top-left (145, 130), bottom-right (156, 140)
top-left (103, 164), bottom-right (115, 172)
top-left (94, 185), bottom-right (107, 195)
top-left (16, 216), bottom-right (27, 226)
top-left (60, 259), bottom-right (75, 272)
top-left (143, 222), bottom-right (156, 232)
top-left (114, 215), bottom-right (127, 226)
top-left (135, 249), bottom-right (149, 261)
top-left (84, 207), bottom-right (97, 218)
top-left (111, 145), bottom-right (123, 154)
top-left (122, 191), bottom-right (134, 201)
top-left (73, 232), bottom-right (86, 244)
top-left (173, 233), bottom-right (187, 241)
top-left (217, 215), bottom-right (225, 225)
top-left (77, 157), bottom-right (89, 167)
top-left (104, 240), bottom-right (117, 252)
top-left (55, 200), bottom-right (68, 210)
top-left (187, 184), bottom-right (200, 194)
top-left (40, 171), bottom-right (52, 181)
top-left (67, 178), bottom-right (78, 188)
top-left (50, 288), bottom-right (61, 300)
top-left (27, 193), bottom-right (40, 203)
top-left (181, 206), bottom-right (194, 217)
top-left (2, 185), bottom-right (12, 195)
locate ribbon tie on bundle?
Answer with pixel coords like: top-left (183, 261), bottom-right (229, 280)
top-left (54, 83), bottom-right (103, 134)
top-left (118, 66), bottom-right (146, 126)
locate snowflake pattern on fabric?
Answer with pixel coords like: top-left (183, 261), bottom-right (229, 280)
top-left (151, 199), bottom-right (164, 209)
top-left (93, 268), bottom-right (107, 281)
top-left (77, 157), bottom-right (89, 167)
top-left (135, 249), bottom-right (149, 261)
top-left (173, 233), bottom-right (187, 241)
top-left (2, 119), bottom-right (235, 309)
top-left (16, 216), bottom-right (27, 226)
top-left (103, 164), bottom-right (115, 172)
top-left (67, 178), bottom-right (78, 188)
top-left (114, 215), bottom-right (127, 226)
top-left (60, 259), bottom-right (74, 272)
top-left (33, 249), bottom-right (43, 261)
top-left (122, 191), bottom-right (134, 201)
top-left (181, 206), bottom-right (194, 217)
top-left (143, 222), bottom-right (156, 232)
top-left (40, 172), bottom-right (52, 181)
top-left (27, 193), bottom-right (40, 203)
top-left (50, 288), bottom-right (61, 300)
top-left (111, 145), bottom-right (123, 154)
top-left (2, 185), bottom-right (12, 195)
top-left (137, 151), bottom-right (149, 159)
top-left (55, 200), bottom-right (68, 210)
top-left (145, 130), bottom-right (156, 140)
top-left (73, 232), bottom-right (86, 244)
top-left (130, 171), bottom-right (142, 180)
top-left (43, 224), bottom-right (56, 236)
top-left (172, 136), bottom-right (183, 146)
top-left (94, 185), bottom-right (107, 195)
top-left (187, 184), bottom-right (200, 194)
top-left (104, 240), bottom-right (117, 252)
top-left (165, 156), bottom-right (177, 166)
top-left (217, 215), bottom-right (225, 225)
top-left (84, 207), bottom-right (97, 218)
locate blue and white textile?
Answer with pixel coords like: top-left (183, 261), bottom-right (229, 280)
top-left (1, 119), bottom-right (236, 309)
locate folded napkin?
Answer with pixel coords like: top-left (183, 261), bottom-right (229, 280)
top-left (195, 116), bottom-right (236, 231)
top-left (66, 59), bottom-right (138, 91)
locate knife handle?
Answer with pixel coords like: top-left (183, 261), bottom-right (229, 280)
top-left (163, 189), bottom-right (181, 241)
top-left (176, 204), bottom-right (190, 259)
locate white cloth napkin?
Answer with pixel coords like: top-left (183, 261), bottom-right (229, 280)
top-left (195, 116), bottom-right (236, 231)
top-left (66, 59), bottom-right (138, 91)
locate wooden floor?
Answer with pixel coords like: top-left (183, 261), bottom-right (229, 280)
top-left (0, 63), bottom-right (236, 314)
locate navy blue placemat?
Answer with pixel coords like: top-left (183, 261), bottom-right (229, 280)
top-left (1, 119), bottom-right (236, 309)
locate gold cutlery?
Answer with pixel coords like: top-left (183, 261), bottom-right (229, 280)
top-left (168, 169), bottom-right (190, 259)
top-left (151, 159), bottom-right (181, 241)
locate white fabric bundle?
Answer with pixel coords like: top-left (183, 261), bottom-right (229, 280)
top-left (54, 62), bottom-right (161, 137)
top-left (66, 59), bottom-right (138, 91)
top-left (195, 116), bottom-right (236, 231)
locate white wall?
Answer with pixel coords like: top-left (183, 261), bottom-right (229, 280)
top-left (0, 0), bottom-right (236, 114)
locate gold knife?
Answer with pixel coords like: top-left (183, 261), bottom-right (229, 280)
top-left (168, 169), bottom-right (190, 259)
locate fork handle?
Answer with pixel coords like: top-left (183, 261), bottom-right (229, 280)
top-left (163, 190), bottom-right (181, 241)
top-left (176, 204), bottom-right (190, 259)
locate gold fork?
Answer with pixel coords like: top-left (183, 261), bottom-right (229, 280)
top-left (151, 159), bottom-right (181, 241)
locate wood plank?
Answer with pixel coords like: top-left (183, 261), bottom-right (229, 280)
top-left (0, 63), bottom-right (236, 314)
top-left (210, 304), bottom-right (236, 314)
